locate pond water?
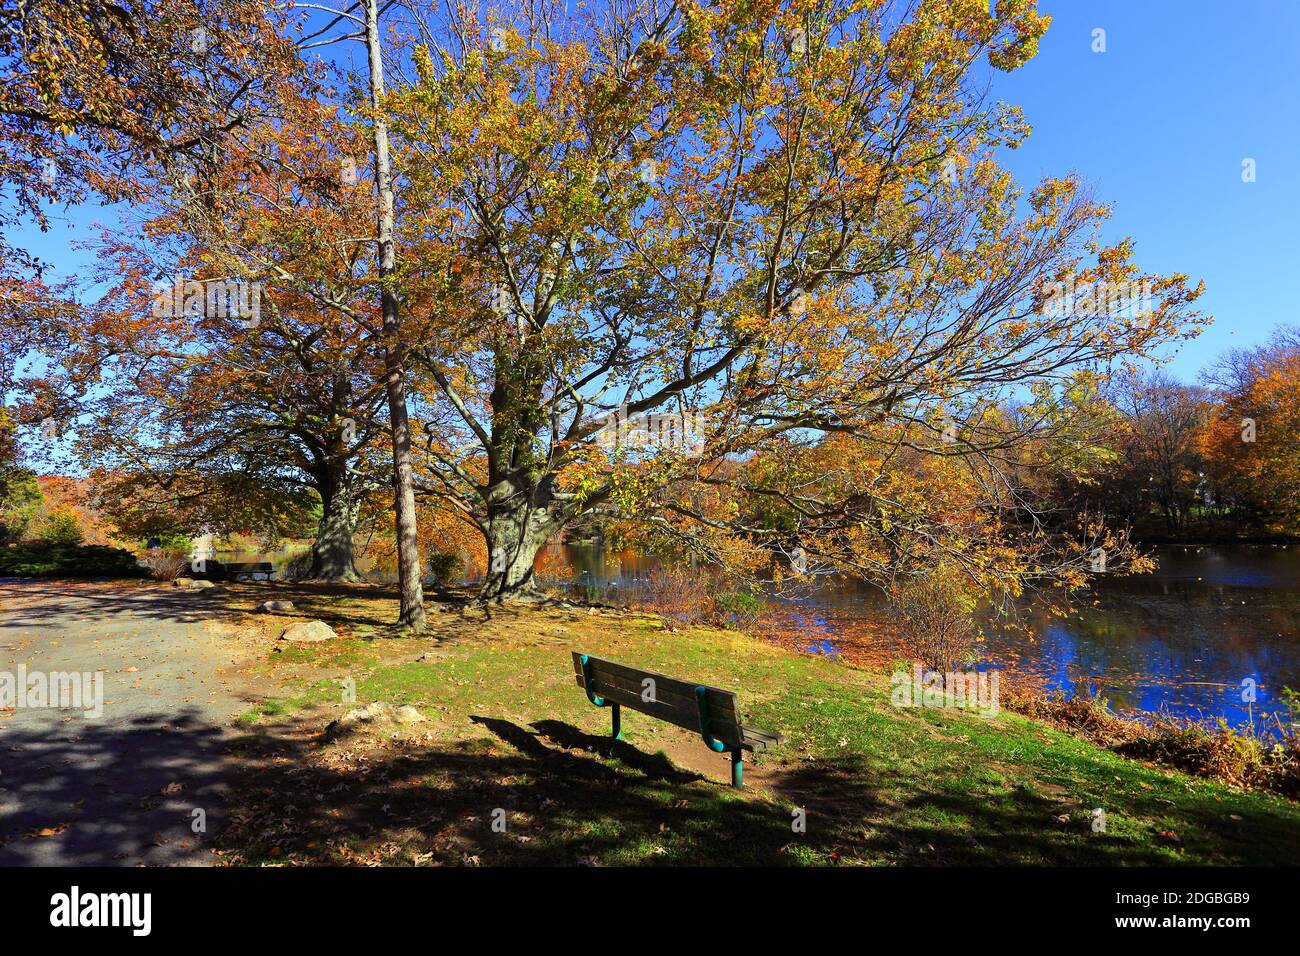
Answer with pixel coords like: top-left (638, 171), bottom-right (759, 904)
top-left (1005, 546), bottom-right (1300, 731)
top-left (557, 542), bottom-right (1300, 732)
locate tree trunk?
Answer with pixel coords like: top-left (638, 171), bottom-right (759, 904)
top-left (476, 488), bottom-right (563, 603)
top-left (364, 0), bottom-right (425, 631)
top-left (309, 475), bottom-right (360, 581)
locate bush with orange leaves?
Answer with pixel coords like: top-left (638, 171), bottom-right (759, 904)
top-left (888, 565), bottom-right (981, 672)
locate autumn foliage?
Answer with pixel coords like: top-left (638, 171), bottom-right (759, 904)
top-left (0, 0), bottom-right (1238, 618)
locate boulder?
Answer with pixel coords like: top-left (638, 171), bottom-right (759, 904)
top-left (279, 620), bottom-right (336, 643)
top-left (325, 700), bottom-right (425, 737)
top-left (334, 701), bottom-right (391, 728)
top-left (174, 577), bottom-right (216, 590)
top-left (260, 600), bottom-right (295, 612)
top-left (393, 704), bottom-right (426, 725)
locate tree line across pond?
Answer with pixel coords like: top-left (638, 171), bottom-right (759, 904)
top-left (1055, 326), bottom-right (1300, 541)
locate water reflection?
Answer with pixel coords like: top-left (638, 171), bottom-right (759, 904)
top-left (558, 542), bottom-right (1300, 732)
top-left (1000, 546), bottom-right (1300, 730)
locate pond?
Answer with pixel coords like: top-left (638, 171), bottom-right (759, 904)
top-left (557, 542), bottom-right (1300, 733)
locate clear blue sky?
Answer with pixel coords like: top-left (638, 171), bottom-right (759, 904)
top-left (988, 0), bottom-right (1300, 380)
top-left (10, 1), bottom-right (1298, 383)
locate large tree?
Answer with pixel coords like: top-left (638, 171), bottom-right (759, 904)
top-left (46, 59), bottom-right (397, 580)
top-left (379, 0), bottom-right (1203, 602)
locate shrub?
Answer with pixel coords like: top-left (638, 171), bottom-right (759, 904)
top-left (1121, 714), bottom-right (1299, 798)
top-left (0, 542), bottom-right (144, 578)
top-left (637, 565), bottom-right (713, 625)
top-left (142, 546), bottom-right (190, 581)
top-left (0, 468), bottom-right (42, 546)
top-left (0, 512), bottom-right (32, 547)
top-left (713, 590), bottom-right (764, 629)
top-left (426, 550), bottom-right (465, 585)
top-left (38, 509), bottom-right (84, 546)
top-left (888, 568), bottom-right (979, 672)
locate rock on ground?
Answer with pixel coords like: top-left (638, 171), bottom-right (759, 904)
top-left (324, 701), bottom-right (426, 737)
top-left (279, 620), bottom-right (336, 643)
top-left (173, 577), bottom-right (216, 590)
top-left (260, 600), bottom-right (295, 612)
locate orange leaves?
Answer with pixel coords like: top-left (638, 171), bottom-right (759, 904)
top-left (1198, 346), bottom-right (1300, 532)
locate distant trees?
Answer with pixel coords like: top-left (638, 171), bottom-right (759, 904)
top-left (1111, 370), bottom-right (1210, 535)
top-left (1050, 326), bottom-right (1300, 540)
top-left (1198, 327), bottom-right (1300, 533)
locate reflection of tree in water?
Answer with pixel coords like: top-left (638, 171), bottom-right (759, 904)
top-left (980, 578), bottom-right (1300, 729)
top-left (454, 541), bottom-right (1300, 730)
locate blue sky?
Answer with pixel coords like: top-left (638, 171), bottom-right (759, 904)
top-left (10, 1), bottom-right (1298, 383)
top-left (988, 0), bottom-right (1300, 379)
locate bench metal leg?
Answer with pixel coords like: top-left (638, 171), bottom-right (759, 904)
top-left (611, 703), bottom-right (622, 740)
top-left (731, 748), bottom-right (743, 788)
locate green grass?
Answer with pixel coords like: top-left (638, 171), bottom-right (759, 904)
top-left (218, 605), bottom-right (1300, 866)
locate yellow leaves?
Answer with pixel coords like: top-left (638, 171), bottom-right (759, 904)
top-left (988, 0), bottom-right (1051, 71)
top-left (412, 45), bottom-right (435, 85)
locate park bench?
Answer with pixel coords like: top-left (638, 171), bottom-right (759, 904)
top-left (571, 652), bottom-right (783, 788)
top-left (223, 561), bottom-right (275, 581)
top-left (195, 560), bottom-right (274, 581)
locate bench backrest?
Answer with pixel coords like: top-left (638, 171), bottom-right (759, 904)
top-left (571, 652), bottom-right (743, 748)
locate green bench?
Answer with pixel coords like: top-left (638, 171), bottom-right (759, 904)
top-left (224, 561), bottom-right (275, 581)
top-left (571, 652), bottom-right (783, 788)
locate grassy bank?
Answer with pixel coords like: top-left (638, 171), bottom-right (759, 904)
top-left (216, 583), bottom-right (1300, 866)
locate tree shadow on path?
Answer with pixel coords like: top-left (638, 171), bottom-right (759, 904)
top-left (0, 708), bottom-right (233, 865)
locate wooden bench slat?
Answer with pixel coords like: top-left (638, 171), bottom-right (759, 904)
top-left (573, 653), bottom-right (738, 713)
top-left (576, 666), bottom-right (738, 722)
top-left (570, 672), bottom-right (737, 731)
top-left (571, 675), bottom-right (743, 747)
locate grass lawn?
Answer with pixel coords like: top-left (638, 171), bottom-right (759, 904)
top-left (214, 582), bottom-right (1300, 866)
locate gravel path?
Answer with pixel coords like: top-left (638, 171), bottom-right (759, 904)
top-left (0, 580), bottom-right (254, 865)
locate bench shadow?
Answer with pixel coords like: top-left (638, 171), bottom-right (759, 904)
top-left (467, 715), bottom-right (619, 784)
top-left (527, 719), bottom-right (703, 785)
top-left (467, 715), bottom-right (700, 786)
